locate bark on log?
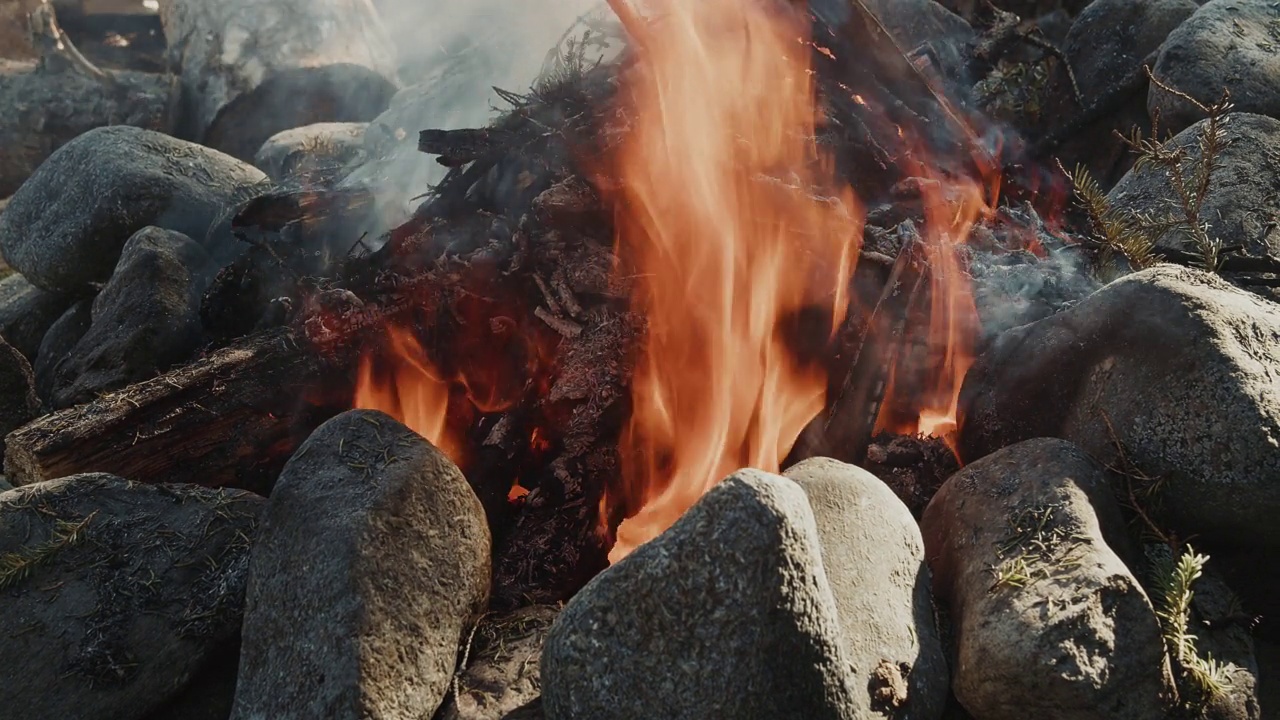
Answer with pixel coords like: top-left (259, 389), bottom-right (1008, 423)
top-left (0, 58), bottom-right (172, 196)
top-left (159, 0), bottom-right (400, 161)
top-left (4, 327), bottom-right (339, 491)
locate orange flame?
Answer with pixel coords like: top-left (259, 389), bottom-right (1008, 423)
top-left (600, 0), bottom-right (861, 562)
top-left (913, 177), bottom-right (984, 448)
top-left (353, 326), bottom-right (465, 462)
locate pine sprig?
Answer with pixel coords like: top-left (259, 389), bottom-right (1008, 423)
top-left (1065, 70), bottom-right (1233, 276)
top-left (1121, 71), bottom-right (1233, 272)
top-left (1147, 544), bottom-right (1235, 705)
top-left (1066, 162), bottom-right (1162, 272)
top-left (0, 512), bottom-right (96, 591)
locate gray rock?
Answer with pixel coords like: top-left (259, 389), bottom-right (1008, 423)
top-left (0, 335), bottom-right (38, 456)
top-left (784, 457), bottom-right (949, 719)
top-left (1063, 0), bottom-right (1198, 183)
top-left (437, 606), bottom-right (558, 720)
top-left (253, 122), bottom-right (368, 182)
top-left (1107, 113), bottom-right (1280, 259)
top-left (0, 125), bottom-right (267, 292)
top-left (1150, 0), bottom-right (1280, 134)
top-left (921, 438), bottom-right (1173, 720)
top-left (1069, 0), bottom-right (1198, 101)
top-left (231, 409), bottom-right (491, 720)
top-left (0, 473), bottom-right (262, 720)
top-left (0, 475), bottom-right (10, 492)
top-left (541, 469), bottom-right (860, 720)
top-left (49, 227), bottom-right (209, 408)
top-left (0, 273), bottom-right (78, 363)
top-left (959, 265), bottom-right (1280, 548)
top-left (33, 297), bottom-right (93, 405)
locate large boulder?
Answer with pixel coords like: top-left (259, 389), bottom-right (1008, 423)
top-left (0, 473), bottom-right (262, 720)
top-left (141, 641), bottom-right (241, 720)
top-left (1107, 113), bottom-right (1280, 260)
top-left (922, 438), bottom-right (1173, 720)
top-left (48, 227), bottom-right (209, 408)
top-left (959, 265), bottom-right (1280, 549)
top-left (1150, 0), bottom-right (1280, 134)
top-left (0, 126), bottom-right (267, 293)
top-left (541, 469), bottom-right (861, 720)
top-left (0, 273), bottom-right (78, 363)
top-left (1063, 0), bottom-right (1199, 183)
top-left (784, 457), bottom-right (949, 718)
top-left (231, 409), bottom-right (491, 720)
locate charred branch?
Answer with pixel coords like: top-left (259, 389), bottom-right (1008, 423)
top-left (4, 328), bottom-right (339, 493)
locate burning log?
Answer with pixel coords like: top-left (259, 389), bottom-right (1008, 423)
top-left (3, 328), bottom-right (336, 492)
top-left (790, 236), bottom-right (928, 466)
top-left (159, 0), bottom-right (400, 161)
top-left (807, 0), bottom-right (993, 185)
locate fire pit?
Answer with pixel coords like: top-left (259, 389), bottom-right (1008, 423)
top-left (0, 0), bottom-right (1277, 718)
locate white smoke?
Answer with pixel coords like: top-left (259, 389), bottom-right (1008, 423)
top-left (347, 0), bottom-right (606, 226)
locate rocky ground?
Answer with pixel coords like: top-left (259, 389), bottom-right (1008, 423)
top-left (0, 0), bottom-right (1278, 719)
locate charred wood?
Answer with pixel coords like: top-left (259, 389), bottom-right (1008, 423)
top-left (4, 328), bottom-right (340, 492)
top-left (790, 232), bottom-right (927, 466)
top-left (418, 128), bottom-right (518, 168)
top-left (808, 0), bottom-right (991, 187)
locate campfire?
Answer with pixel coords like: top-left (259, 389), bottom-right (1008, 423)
top-left (0, 0), bottom-right (1276, 718)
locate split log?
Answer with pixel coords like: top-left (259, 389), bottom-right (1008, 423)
top-left (4, 328), bottom-right (341, 492)
top-left (789, 236), bottom-right (926, 466)
top-left (160, 0), bottom-right (400, 161)
top-left (0, 58), bottom-right (172, 196)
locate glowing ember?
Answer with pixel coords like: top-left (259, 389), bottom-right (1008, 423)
top-left (600, 0), bottom-right (861, 562)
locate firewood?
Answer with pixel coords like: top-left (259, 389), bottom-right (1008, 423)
top-left (159, 0), bottom-right (400, 161)
top-left (4, 328), bottom-right (336, 491)
top-left (789, 236), bottom-right (927, 466)
top-left (0, 58), bottom-right (172, 196)
top-left (808, 0), bottom-right (990, 180)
